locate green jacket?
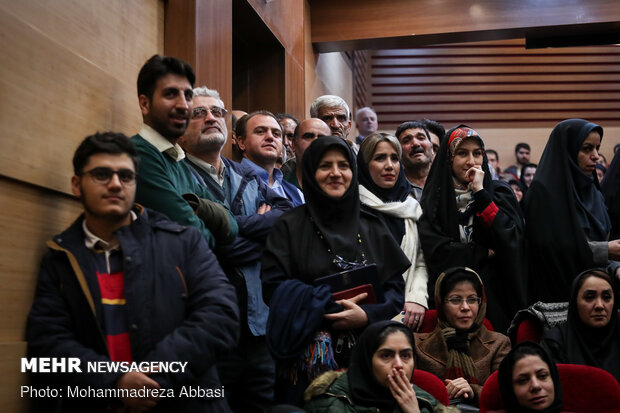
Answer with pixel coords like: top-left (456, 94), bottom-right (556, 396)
top-left (304, 371), bottom-right (447, 413)
top-left (131, 134), bottom-right (237, 248)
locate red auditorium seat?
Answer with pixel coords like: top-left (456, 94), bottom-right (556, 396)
top-left (412, 369), bottom-right (449, 406)
top-left (515, 315), bottom-right (543, 344)
top-left (419, 309), bottom-right (494, 333)
top-left (479, 364), bottom-right (620, 413)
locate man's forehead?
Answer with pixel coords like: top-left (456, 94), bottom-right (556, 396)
top-left (84, 153), bottom-right (135, 170)
top-left (193, 96), bottom-right (221, 108)
top-left (156, 73), bottom-right (192, 90)
top-left (279, 118), bottom-right (297, 128)
top-left (401, 128), bottom-right (428, 139)
top-left (319, 106), bottom-right (347, 116)
top-left (249, 114), bottom-right (280, 128)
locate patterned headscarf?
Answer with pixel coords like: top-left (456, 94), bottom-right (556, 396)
top-left (435, 267), bottom-right (487, 384)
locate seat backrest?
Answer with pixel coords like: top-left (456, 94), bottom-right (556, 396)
top-left (412, 369), bottom-right (449, 406)
top-left (479, 364), bottom-right (620, 413)
top-left (419, 309), bottom-right (494, 333)
top-left (515, 315), bottom-right (543, 344)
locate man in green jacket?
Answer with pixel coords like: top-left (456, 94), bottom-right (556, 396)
top-left (131, 54), bottom-right (237, 248)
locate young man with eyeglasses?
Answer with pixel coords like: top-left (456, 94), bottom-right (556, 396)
top-left (130, 54), bottom-right (237, 248)
top-left (181, 86), bottom-right (293, 412)
top-left (26, 132), bottom-right (239, 413)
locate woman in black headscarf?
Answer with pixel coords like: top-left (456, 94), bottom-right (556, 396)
top-left (304, 321), bottom-right (453, 413)
top-left (601, 149), bottom-right (620, 240)
top-left (262, 136), bottom-right (411, 405)
top-left (414, 267), bottom-right (511, 407)
top-left (497, 342), bottom-right (562, 412)
top-left (541, 269), bottom-right (620, 382)
top-left (357, 132), bottom-right (429, 331)
top-left (524, 119), bottom-right (620, 304)
top-left (419, 125), bottom-right (527, 333)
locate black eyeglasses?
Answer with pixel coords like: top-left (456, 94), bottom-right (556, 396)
top-left (332, 255), bottom-right (367, 271)
top-left (445, 296), bottom-right (482, 307)
top-left (81, 167), bottom-right (136, 185)
top-left (191, 106), bottom-right (228, 119)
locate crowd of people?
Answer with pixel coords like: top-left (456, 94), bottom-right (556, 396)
top-left (25, 54), bottom-right (620, 413)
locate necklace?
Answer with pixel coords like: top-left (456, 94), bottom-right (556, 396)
top-left (310, 217), bottom-right (367, 270)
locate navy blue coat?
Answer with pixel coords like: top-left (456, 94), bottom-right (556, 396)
top-left (26, 206), bottom-right (239, 412)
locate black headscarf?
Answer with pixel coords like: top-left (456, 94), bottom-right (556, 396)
top-left (348, 321), bottom-right (415, 413)
top-left (419, 124), bottom-right (526, 332)
top-left (357, 139), bottom-right (412, 241)
top-left (302, 136), bottom-right (362, 262)
top-left (524, 119), bottom-right (611, 303)
top-left (498, 342), bottom-right (562, 413)
top-left (542, 269), bottom-right (620, 382)
top-left (601, 149), bottom-right (620, 240)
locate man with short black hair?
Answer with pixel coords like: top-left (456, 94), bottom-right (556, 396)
top-left (486, 149), bottom-right (501, 180)
top-left (396, 121), bottom-right (433, 201)
top-left (504, 142), bottom-right (531, 178)
top-left (275, 113), bottom-right (298, 163)
top-left (26, 132), bottom-right (239, 413)
top-left (420, 118), bottom-right (445, 161)
top-left (354, 107), bottom-right (378, 145)
top-left (131, 54), bottom-right (237, 248)
top-left (236, 111), bottom-right (304, 206)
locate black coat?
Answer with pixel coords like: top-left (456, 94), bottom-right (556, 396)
top-left (26, 206), bottom-right (239, 412)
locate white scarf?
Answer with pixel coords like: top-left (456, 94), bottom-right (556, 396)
top-left (359, 185), bottom-right (429, 307)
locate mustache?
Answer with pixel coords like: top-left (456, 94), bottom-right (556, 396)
top-left (409, 146), bottom-right (425, 156)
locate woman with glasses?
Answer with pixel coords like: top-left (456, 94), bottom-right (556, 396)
top-left (419, 125), bottom-right (527, 333)
top-left (415, 267), bottom-right (511, 407)
top-left (357, 132), bottom-right (430, 332)
top-left (261, 136), bottom-right (411, 405)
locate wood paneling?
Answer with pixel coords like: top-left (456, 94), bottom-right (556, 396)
top-left (0, 2), bottom-right (162, 411)
top-left (0, 1), bottom-right (162, 195)
top-left (370, 40), bottom-right (620, 129)
top-left (0, 342), bottom-right (28, 413)
top-left (310, 0), bottom-right (620, 52)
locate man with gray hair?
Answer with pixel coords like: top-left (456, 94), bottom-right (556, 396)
top-left (310, 95), bottom-right (357, 151)
top-left (181, 86), bottom-right (292, 412)
top-left (354, 107), bottom-right (378, 145)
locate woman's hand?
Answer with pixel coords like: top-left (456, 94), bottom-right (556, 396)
top-left (257, 203), bottom-right (271, 215)
top-left (465, 166), bottom-right (485, 192)
top-left (324, 293), bottom-right (368, 329)
top-left (445, 377), bottom-right (474, 400)
top-left (388, 368), bottom-right (420, 413)
top-left (403, 302), bottom-right (426, 332)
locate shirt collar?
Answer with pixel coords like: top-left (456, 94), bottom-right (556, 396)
top-left (83, 211), bottom-right (137, 252)
top-left (139, 124), bottom-right (185, 162)
top-left (186, 153), bottom-right (226, 182)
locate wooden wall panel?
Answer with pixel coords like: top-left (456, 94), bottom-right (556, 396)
top-left (371, 39), bottom-right (620, 129)
top-left (310, 0), bottom-right (620, 52)
top-left (0, 1), bottom-right (163, 411)
top-left (0, 1), bottom-right (163, 195)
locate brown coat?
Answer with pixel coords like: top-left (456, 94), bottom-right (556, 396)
top-left (414, 326), bottom-right (511, 404)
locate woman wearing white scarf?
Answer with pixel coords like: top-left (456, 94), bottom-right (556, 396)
top-left (358, 132), bottom-right (429, 331)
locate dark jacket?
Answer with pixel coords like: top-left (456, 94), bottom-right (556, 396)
top-left (187, 155), bottom-right (293, 336)
top-left (304, 371), bottom-right (445, 413)
top-left (26, 206), bottom-right (239, 412)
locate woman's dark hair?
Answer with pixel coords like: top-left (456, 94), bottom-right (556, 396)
top-left (439, 267), bottom-right (483, 300)
top-left (574, 268), bottom-right (614, 293)
top-left (498, 341), bottom-right (562, 413)
top-left (375, 324), bottom-right (414, 353)
top-left (72, 132), bottom-right (139, 175)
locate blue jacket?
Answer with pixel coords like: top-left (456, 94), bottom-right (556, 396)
top-left (186, 156), bottom-right (292, 336)
top-left (26, 206), bottom-right (239, 412)
top-left (240, 158), bottom-right (305, 207)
